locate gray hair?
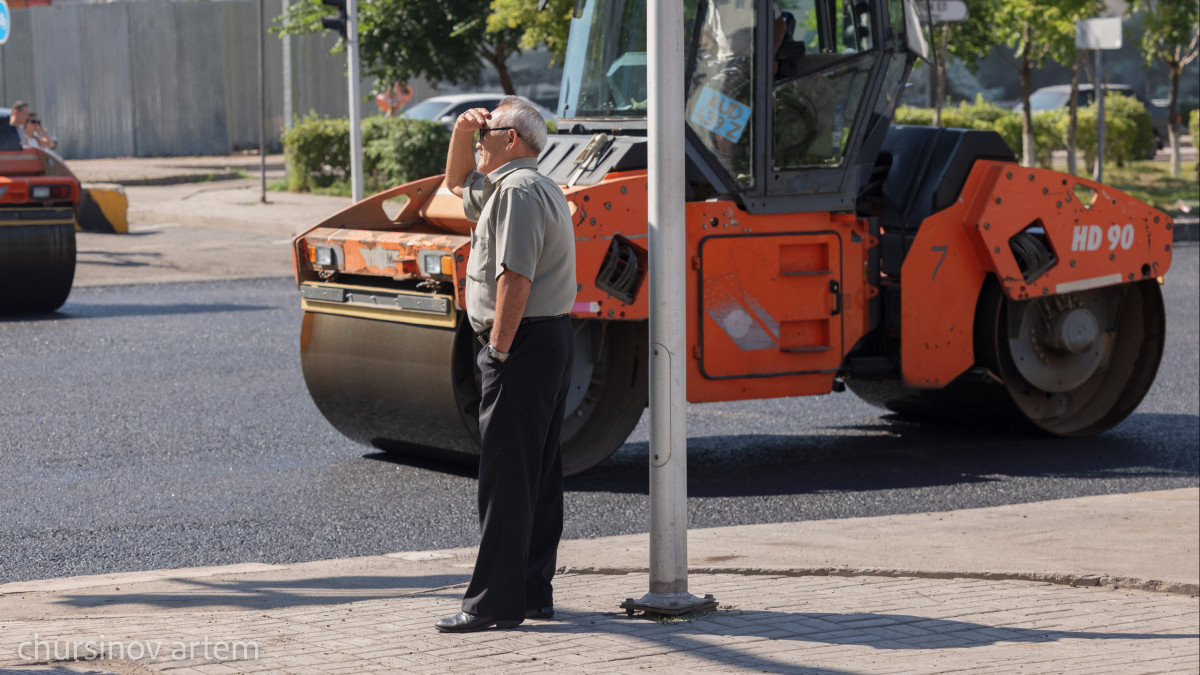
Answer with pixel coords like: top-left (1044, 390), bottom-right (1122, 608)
top-left (493, 95), bottom-right (548, 154)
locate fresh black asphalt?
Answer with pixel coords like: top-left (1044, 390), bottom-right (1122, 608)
top-left (1, 245), bottom-right (1196, 584)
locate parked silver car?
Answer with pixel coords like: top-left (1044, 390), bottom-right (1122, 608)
top-left (401, 94), bottom-right (556, 127)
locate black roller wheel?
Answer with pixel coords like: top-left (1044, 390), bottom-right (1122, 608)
top-left (558, 320), bottom-right (648, 474)
top-left (0, 223), bottom-right (75, 314)
top-left (454, 319), bottom-right (649, 475)
top-left (975, 277), bottom-right (1165, 436)
top-left (301, 313), bottom-right (647, 475)
top-left (847, 278), bottom-right (1165, 437)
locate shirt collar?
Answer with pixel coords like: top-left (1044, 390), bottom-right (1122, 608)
top-left (485, 156), bottom-right (539, 185)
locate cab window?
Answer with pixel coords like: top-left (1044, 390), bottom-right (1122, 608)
top-left (686, 0), bottom-right (758, 187)
top-left (773, 0), bottom-right (877, 169)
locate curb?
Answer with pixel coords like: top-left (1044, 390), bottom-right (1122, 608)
top-left (107, 172), bottom-right (248, 188)
top-left (561, 566), bottom-right (1200, 597)
top-left (3, 560), bottom-right (1192, 602)
top-left (1173, 216), bottom-right (1198, 242)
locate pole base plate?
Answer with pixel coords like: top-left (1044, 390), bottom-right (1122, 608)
top-left (621, 592), bottom-right (718, 618)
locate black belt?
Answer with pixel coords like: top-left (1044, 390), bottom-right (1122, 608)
top-left (476, 314), bottom-right (569, 347)
top-left (519, 313), bottom-right (569, 325)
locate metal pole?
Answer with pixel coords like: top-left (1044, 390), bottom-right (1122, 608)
top-left (620, 0), bottom-right (715, 620)
top-left (346, 0), bottom-right (364, 202)
top-left (258, 0), bottom-right (268, 203)
top-left (1094, 49), bottom-right (1105, 183)
top-left (282, 0), bottom-right (293, 132)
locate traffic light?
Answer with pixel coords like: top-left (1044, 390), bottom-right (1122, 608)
top-left (320, 0), bottom-right (347, 39)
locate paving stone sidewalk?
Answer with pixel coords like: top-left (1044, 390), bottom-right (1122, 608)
top-left (2, 572), bottom-right (1197, 674)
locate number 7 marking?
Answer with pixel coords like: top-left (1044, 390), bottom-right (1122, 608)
top-left (931, 245), bottom-right (948, 281)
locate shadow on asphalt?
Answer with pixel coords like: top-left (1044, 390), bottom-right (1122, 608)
top-left (54, 574), bottom-right (470, 611)
top-left (359, 412), bottom-right (1199, 499)
top-left (565, 412), bottom-right (1200, 496)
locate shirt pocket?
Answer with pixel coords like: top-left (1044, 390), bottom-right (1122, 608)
top-left (466, 222), bottom-right (492, 283)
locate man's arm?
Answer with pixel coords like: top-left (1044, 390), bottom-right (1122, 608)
top-left (444, 107), bottom-right (489, 197)
top-left (489, 268), bottom-right (532, 354)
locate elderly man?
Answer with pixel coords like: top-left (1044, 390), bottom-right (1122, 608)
top-left (435, 96), bottom-right (576, 633)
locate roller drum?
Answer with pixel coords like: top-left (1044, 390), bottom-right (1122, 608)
top-left (0, 222), bottom-right (75, 314)
top-left (300, 312), bottom-right (649, 475)
top-left (301, 312), bottom-right (480, 463)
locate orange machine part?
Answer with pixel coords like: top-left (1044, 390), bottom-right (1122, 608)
top-left (292, 169), bottom-right (879, 404)
top-left (967, 164), bottom-right (1173, 299)
top-left (292, 174), bottom-right (445, 284)
top-left (899, 160), bottom-right (1174, 389)
top-left (898, 162), bottom-right (994, 389)
top-left (0, 149), bottom-right (82, 206)
top-left (686, 205), bottom-right (872, 403)
top-left (417, 170), bottom-right (655, 320)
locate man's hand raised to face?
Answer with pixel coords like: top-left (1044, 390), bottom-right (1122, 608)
top-left (446, 107), bottom-right (493, 197)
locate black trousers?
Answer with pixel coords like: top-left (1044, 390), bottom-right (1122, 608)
top-left (461, 316), bottom-right (573, 620)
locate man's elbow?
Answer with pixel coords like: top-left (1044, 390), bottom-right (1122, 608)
top-left (499, 268), bottom-right (532, 288)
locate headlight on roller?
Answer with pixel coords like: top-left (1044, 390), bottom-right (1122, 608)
top-left (419, 251), bottom-right (454, 277)
top-left (313, 245), bottom-right (334, 267)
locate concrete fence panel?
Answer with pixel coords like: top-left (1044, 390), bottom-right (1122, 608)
top-left (78, 3), bottom-right (137, 158)
top-left (128, 2), bottom-right (185, 158)
top-left (1, 0), bottom-right (372, 159)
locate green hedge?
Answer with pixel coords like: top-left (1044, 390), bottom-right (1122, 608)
top-left (894, 94), bottom-right (1154, 169)
top-left (282, 112), bottom-right (452, 194)
top-left (1190, 109), bottom-right (1199, 149)
top-left (1067, 93), bottom-right (1155, 168)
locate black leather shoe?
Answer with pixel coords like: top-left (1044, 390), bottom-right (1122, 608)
top-left (525, 606), bottom-right (555, 620)
top-left (434, 611), bottom-right (522, 633)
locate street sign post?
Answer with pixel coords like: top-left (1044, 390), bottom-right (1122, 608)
top-left (1, 0), bottom-right (11, 46)
top-left (927, 0), bottom-right (968, 23)
top-left (320, 0), bottom-right (363, 202)
top-left (1077, 17), bottom-right (1122, 183)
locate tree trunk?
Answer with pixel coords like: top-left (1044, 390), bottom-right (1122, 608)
top-left (494, 59), bottom-right (516, 96)
top-left (1020, 21), bottom-right (1034, 168)
top-left (480, 40), bottom-right (517, 95)
top-left (1067, 51), bottom-right (1081, 176)
top-left (1169, 57), bottom-right (1181, 178)
top-left (934, 26), bottom-right (948, 127)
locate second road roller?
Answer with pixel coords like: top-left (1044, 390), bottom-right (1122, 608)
top-left (292, 0), bottom-right (1174, 475)
top-left (1, 109), bottom-right (81, 315)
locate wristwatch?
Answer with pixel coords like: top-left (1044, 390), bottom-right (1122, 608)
top-left (486, 343), bottom-right (510, 363)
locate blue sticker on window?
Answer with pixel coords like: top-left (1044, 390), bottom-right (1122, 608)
top-left (690, 86), bottom-right (751, 143)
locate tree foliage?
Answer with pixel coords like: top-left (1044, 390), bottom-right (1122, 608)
top-left (926, 0), bottom-right (999, 125)
top-left (986, 0), bottom-right (1105, 166)
top-left (1127, 0), bottom-right (1200, 177)
top-left (1129, 0), bottom-right (1200, 69)
top-left (489, 0), bottom-right (574, 63)
top-left (275, 0), bottom-right (527, 94)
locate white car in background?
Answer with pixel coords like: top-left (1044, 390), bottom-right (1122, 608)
top-left (401, 94), bottom-right (557, 128)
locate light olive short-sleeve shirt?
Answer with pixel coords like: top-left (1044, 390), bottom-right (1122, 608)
top-left (462, 157), bottom-right (576, 333)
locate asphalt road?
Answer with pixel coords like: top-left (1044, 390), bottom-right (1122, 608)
top-left (1, 246), bottom-right (1196, 584)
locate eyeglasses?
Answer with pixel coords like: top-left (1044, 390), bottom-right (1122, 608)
top-left (476, 126), bottom-right (517, 142)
